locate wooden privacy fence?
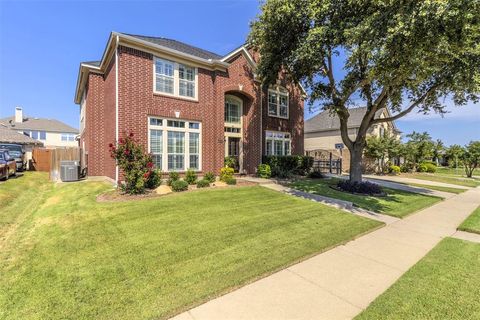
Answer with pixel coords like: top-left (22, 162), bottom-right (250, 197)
top-left (31, 148), bottom-right (52, 172)
top-left (32, 147), bottom-right (82, 181)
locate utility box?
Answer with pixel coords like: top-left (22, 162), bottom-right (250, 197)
top-left (60, 160), bottom-right (80, 182)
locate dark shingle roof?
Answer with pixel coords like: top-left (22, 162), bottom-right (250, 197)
top-left (305, 107), bottom-right (385, 133)
top-left (0, 116), bottom-right (78, 134)
top-left (123, 33), bottom-right (222, 60)
top-left (0, 125), bottom-right (44, 145)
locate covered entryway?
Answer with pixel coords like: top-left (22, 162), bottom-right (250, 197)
top-left (224, 95), bottom-right (243, 172)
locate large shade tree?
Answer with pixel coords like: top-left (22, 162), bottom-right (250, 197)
top-left (249, 0), bottom-right (480, 182)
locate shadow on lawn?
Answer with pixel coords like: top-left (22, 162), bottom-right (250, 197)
top-left (290, 178), bottom-right (404, 214)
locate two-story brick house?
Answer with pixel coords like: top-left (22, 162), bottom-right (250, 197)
top-left (74, 32), bottom-right (305, 181)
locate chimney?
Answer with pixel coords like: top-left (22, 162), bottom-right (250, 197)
top-left (15, 107), bottom-right (23, 123)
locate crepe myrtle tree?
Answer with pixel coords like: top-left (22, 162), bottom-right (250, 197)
top-left (249, 0), bottom-right (480, 183)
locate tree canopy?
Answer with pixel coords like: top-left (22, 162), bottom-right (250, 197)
top-left (249, 0), bottom-right (480, 182)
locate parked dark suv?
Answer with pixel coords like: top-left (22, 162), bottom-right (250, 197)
top-left (0, 150), bottom-right (16, 180)
top-left (0, 144), bottom-right (25, 171)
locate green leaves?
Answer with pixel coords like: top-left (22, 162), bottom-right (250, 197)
top-left (250, 0), bottom-right (480, 116)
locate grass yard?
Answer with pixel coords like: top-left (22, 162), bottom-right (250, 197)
top-left (436, 166), bottom-right (479, 177)
top-left (458, 206), bottom-right (480, 234)
top-left (289, 178), bottom-right (441, 218)
top-left (401, 172), bottom-right (480, 188)
top-left (406, 183), bottom-right (467, 194)
top-left (356, 237), bottom-right (480, 320)
top-left (0, 172), bottom-right (382, 320)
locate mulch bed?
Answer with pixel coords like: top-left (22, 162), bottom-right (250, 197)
top-left (96, 179), bottom-right (258, 203)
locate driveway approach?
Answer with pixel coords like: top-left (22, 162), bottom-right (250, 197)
top-left (171, 187), bottom-right (480, 320)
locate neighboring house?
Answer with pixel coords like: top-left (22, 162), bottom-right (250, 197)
top-left (305, 107), bottom-right (400, 171)
top-left (0, 107), bottom-right (79, 148)
top-left (74, 32), bottom-right (305, 181)
top-left (0, 124), bottom-right (44, 169)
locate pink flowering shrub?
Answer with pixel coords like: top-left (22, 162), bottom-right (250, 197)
top-left (109, 132), bottom-right (161, 194)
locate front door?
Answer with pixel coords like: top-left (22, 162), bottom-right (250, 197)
top-left (227, 137), bottom-right (240, 171)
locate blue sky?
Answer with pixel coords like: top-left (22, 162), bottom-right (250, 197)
top-left (1, 0), bottom-right (478, 146)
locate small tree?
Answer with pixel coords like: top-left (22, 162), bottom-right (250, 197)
top-left (462, 141), bottom-right (480, 178)
top-left (432, 139), bottom-right (445, 165)
top-left (109, 132), bottom-right (156, 194)
top-left (445, 144), bottom-right (465, 168)
top-left (364, 133), bottom-right (402, 173)
top-left (249, 0), bottom-right (480, 183)
top-left (403, 132), bottom-right (434, 170)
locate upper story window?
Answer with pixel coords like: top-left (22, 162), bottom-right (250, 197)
top-left (225, 96), bottom-right (242, 125)
top-left (268, 87), bottom-right (289, 119)
top-left (154, 57), bottom-right (197, 100)
top-left (23, 130), bottom-right (47, 140)
top-left (61, 133), bottom-right (76, 142)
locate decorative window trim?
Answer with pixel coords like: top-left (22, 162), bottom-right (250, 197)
top-left (148, 116), bottom-right (202, 172)
top-left (153, 57), bottom-right (198, 101)
top-left (267, 87), bottom-right (289, 119)
top-left (265, 130), bottom-right (291, 156)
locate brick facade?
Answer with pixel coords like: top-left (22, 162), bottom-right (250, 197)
top-left (80, 44), bottom-right (304, 180)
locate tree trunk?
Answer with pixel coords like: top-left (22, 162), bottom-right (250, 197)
top-left (349, 143), bottom-right (364, 183)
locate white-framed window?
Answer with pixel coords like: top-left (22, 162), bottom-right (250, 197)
top-left (23, 130), bottom-right (47, 140)
top-left (148, 116), bottom-right (202, 171)
top-left (179, 64), bottom-right (195, 98)
top-left (225, 97), bottom-right (242, 124)
top-left (153, 57), bottom-right (198, 100)
top-left (268, 87), bottom-right (289, 119)
top-left (154, 58), bottom-right (174, 94)
top-left (265, 131), bottom-right (291, 156)
top-left (61, 133), bottom-right (76, 142)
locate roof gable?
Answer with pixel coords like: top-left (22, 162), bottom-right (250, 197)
top-left (305, 107), bottom-right (391, 133)
top-left (0, 116), bottom-right (79, 133)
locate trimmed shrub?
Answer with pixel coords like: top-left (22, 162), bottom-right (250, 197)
top-left (196, 179), bottom-right (210, 188)
top-left (337, 180), bottom-right (383, 195)
top-left (171, 180), bottom-right (188, 192)
top-left (417, 163), bottom-right (428, 173)
top-left (203, 172), bottom-right (216, 183)
top-left (400, 163), bottom-right (413, 173)
top-left (224, 156), bottom-right (237, 168)
top-left (419, 162), bottom-right (437, 173)
top-left (257, 164), bottom-right (272, 178)
top-left (144, 169), bottom-right (162, 189)
top-left (388, 165), bottom-right (401, 175)
top-left (220, 166), bottom-right (234, 182)
top-left (224, 177), bottom-right (237, 185)
top-left (307, 170), bottom-right (324, 179)
top-left (185, 168), bottom-right (197, 185)
top-left (262, 155), bottom-right (314, 177)
top-left (167, 171), bottom-right (180, 186)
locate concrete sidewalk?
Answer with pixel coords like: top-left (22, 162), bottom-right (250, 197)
top-left (171, 187), bottom-right (480, 320)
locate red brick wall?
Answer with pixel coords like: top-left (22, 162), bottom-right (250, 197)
top-left (82, 44), bottom-right (304, 178)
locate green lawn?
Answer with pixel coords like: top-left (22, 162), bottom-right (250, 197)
top-left (406, 183), bottom-right (467, 194)
top-left (0, 172), bottom-right (382, 320)
top-left (289, 178), bottom-right (441, 218)
top-left (356, 237), bottom-right (480, 320)
top-left (458, 206), bottom-right (480, 234)
top-left (436, 166), bottom-right (479, 177)
top-left (401, 172), bottom-right (480, 188)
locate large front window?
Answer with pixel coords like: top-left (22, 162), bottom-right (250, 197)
top-left (265, 131), bottom-right (291, 156)
top-left (148, 117), bottom-right (201, 171)
top-left (154, 57), bottom-right (197, 99)
top-left (268, 87), bottom-right (289, 118)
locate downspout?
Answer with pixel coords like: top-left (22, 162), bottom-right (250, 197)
top-left (115, 35), bottom-right (119, 184)
top-left (259, 85), bottom-right (263, 165)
